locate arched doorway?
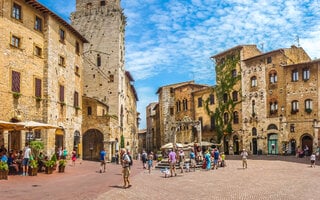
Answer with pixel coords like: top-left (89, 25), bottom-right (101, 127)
top-left (224, 136), bottom-right (229, 155)
top-left (301, 135), bottom-right (313, 156)
top-left (55, 129), bottom-right (64, 153)
top-left (289, 139), bottom-right (296, 155)
top-left (82, 129), bottom-right (103, 161)
top-left (252, 138), bottom-right (257, 155)
top-left (268, 134), bottom-right (278, 154)
top-left (233, 135), bottom-right (239, 155)
top-left (74, 131), bottom-right (81, 157)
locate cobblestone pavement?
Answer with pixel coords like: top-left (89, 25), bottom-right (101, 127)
top-left (1, 158), bottom-right (319, 200)
top-left (98, 159), bottom-right (320, 200)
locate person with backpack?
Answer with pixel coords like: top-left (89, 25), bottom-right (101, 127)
top-left (147, 152), bottom-right (154, 174)
top-left (120, 148), bottom-right (131, 189)
top-left (99, 148), bottom-right (107, 173)
top-left (141, 150), bottom-right (147, 169)
top-left (127, 150), bottom-right (133, 169)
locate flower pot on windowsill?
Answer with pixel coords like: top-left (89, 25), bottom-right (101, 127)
top-left (75, 106), bottom-right (81, 110)
top-left (305, 108), bottom-right (312, 114)
top-left (12, 92), bottom-right (21, 99)
top-left (36, 97), bottom-right (42, 102)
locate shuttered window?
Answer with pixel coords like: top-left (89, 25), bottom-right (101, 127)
top-left (35, 78), bottom-right (42, 97)
top-left (12, 71), bottom-right (20, 92)
top-left (74, 91), bottom-right (79, 107)
top-left (59, 85), bottom-right (65, 103)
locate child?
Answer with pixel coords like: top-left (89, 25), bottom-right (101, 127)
top-left (310, 153), bottom-right (316, 168)
top-left (148, 152), bottom-right (153, 174)
top-left (185, 162), bottom-right (190, 172)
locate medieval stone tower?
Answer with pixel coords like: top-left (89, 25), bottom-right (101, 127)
top-left (71, 0), bottom-right (126, 127)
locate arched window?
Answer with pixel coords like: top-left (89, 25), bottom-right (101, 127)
top-left (223, 93), bottom-right (228, 103)
top-left (305, 99), bottom-right (312, 113)
top-left (269, 70), bottom-right (277, 84)
top-left (232, 91), bottom-right (238, 101)
top-left (252, 127), bottom-right (257, 136)
top-left (269, 100), bottom-right (278, 114)
top-left (251, 76), bottom-right (257, 87)
top-left (224, 113), bottom-right (229, 125)
top-left (291, 100), bottom-right (299, 113)
top-left (233, 111), bottom-right (239, 124)
top-left (183, 99), bottom-right (188, 111)
top-left (302, 68), bottom-right (310, 81)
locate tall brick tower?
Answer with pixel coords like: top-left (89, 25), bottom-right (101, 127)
top-left (71, 0), bottom-right (126, 125)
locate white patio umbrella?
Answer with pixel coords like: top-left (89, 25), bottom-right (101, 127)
top-left (160, 142), bottom-right (183, 149)
top-left (16, 120), bottom-right (61, 130)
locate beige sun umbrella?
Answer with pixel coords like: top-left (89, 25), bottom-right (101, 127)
top-left (160, 142), bottom-right (184, 149)
top-left (16, 120), bottom-right (61, 130)
top-left (0, 120), bottom-right (25, 130)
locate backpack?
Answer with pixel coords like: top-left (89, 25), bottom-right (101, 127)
top-left (128, 155), bottom-right (133, 166)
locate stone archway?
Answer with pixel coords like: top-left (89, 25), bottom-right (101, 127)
top-left (301, 134), bottom-right (313, 156)
top-left (233, 135), bottom-right (240, 155)
top-left (82, 129), bottom-right (103, 161)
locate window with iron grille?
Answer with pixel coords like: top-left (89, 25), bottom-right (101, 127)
top-left (12, 71), bottom-right (20, 92)
top-left (12, 3), bottom-right (22, 20)
top-left (35, 78), bottom-right (42, 97)
top-left (59, 85), bottom-right (65, 103)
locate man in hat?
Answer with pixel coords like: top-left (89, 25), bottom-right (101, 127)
top-left (241, 149), bottom-right (248, 169)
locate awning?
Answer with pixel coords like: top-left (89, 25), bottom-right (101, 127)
top-left (0, 120), bottom-right (25, 130)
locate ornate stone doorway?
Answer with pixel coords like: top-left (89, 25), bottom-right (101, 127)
top-left (268, 133), bottom-right (278, 155)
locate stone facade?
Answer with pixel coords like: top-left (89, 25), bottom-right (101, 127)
top-left (71, 0), bottom-right (138, 159)
top-left (146, 102), bottom-right (157, 153)
top-left (0, 0), bottom-right (86, 156)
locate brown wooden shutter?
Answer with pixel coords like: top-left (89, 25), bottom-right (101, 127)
top-left (59, 85), bottom-right (64, 102)
top-left (12, 71), bottom-right (20, 92)
top-left (74, 91), bottom-right (79, 107)
top-left (35, 78), bottom-right (42, 97)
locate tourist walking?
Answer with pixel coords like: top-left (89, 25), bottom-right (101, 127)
top-left (310, 153), bottom-right (316, 168)
top-left (147, 152), bottom-right (153, 174)
top-left (100, 148), bottom-right (107, 173)
top-left (71, 148), bottom-right (77, 167)
top-left (22, 143), bottom-right (32, 176)
top-left (204, 150), bottom-right (211, 171)
top-left (304, 145), bottom-right (309, 157)
top-left (178, 149), bottom-right (185, 173)
top-left (189, 149), bottom-right (196, 172)
top-left (212, 148), bottom-right (219, 170)
top-left (241, 149), bottom-right (248, 169)
top-left (168, 149), bottom-right (177, 177)
top-left (120, 148), bottom-right (131, 188)
top-left (141, 150), bottom-right (147, 169)
top-left (221, 152), bottom-right (226, 167)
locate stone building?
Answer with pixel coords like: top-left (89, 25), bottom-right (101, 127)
top-left (138, 129), bottom-right (146, 155)
top-left (71, 0), bottom-right (138, 160)
top-left (146, 102), bottom-right (158, 153)
top-left (0, 0), bottom-right (87, 156)
top-left (242, 45), bottom-right (311, 155)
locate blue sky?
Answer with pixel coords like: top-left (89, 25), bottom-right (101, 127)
top-left (38, 0), bottom-right (320, 129)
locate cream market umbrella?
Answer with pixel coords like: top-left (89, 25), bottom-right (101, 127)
top-left (160, 142), bottom-right (183, 149)
top-left (16, 121), bottom-right (61, 130)
top-left (0, 120), bottom-right (25, 130)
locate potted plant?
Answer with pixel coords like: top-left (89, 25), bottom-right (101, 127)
top-left (45, 160), bottom-right (55, 174)
top-left (58, 159), bottom-right (67, 173)
top-left (28, 159), bottom-right (38, 176)
top-left (0, 161), bottom-right (9, 180)
top-left (50, 153), bottom-right (57, 170)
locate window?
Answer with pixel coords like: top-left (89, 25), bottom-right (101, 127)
top-left (59, 85), bottom-right (65, 103)
top-left (183, 99), bottom-right (188, 111)
top-left (176, 101), bottom-right (181, 112)
top-left (34, 16), bottom-right (42, 31)
top-left (291, 100), bottom-right (299, 113)
top-left (11, 71), bottom-right (20, 93)
top-left (198, 97), bottom-right (202, 107)
top-left (35, 78), bottom-right (42, 98)
top-left (34, 46), bottom-right (42, 57)
top-left (223, 113), bottom-right (229, 125)
top-left (270, 100), bottom-right (278, 114)
top-left (86, 3), bottom-right (92, 9)
top-left (170, 107), bottom-right (174, 115)
top-left (252, 127), bottom-right (257, 136)
top-left (34, 130), bottom-right (41, 139)
top-left (232, 91), bottom-right (238, 101)
top-left (223, 93), bottom-right (228, 103)
top-left (100, 1), bottom-right (106, 6)
top-left (209, 94), bottom-right (214, 105)
top-left (305, 99), bottom-right (312, 113)
top-left (231, 69), bottom-right (237, 78)
top-left (267, 57), bottom-right (272, 64)
top-left (269, 71), bottom-right (277, 84)
top-left (75, 41), bottom-right (80, 55)
top-left (74, 91), bottom-right (79, 107)
top-left (109, 75), bottom-right (114, 82)
top-left (292, 69), bottom-right (299, 82)
top-left (303, 68), bottom-right (310, 81)
top-left (59, 29), bottom-right (65, 42)
top-left (290, 124), bottom-right (295, 132)
top-left (59, 56), bottom-right (65, 66)
top-left (210, 116), bottom-right (215, 130)
top-left (251, 76), bottom-right (257, 87)
top-left (75, 66), bottom-right (80, 76)
top-left (87, 106), bottom-right (92, 115)
top-left (97, 54), bottom-right (101, 67)
top-left (11, 35), bottom-right (20, 48)
top-left (12, 3), bottom-right (22, 20)
top-left (233, 111), bottom-right (239, 124)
